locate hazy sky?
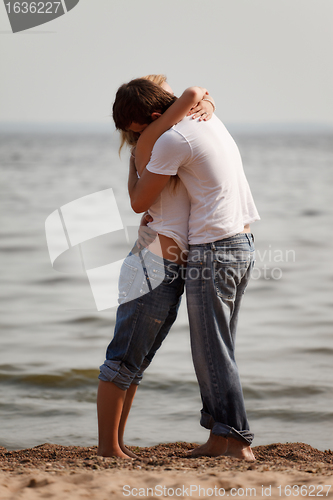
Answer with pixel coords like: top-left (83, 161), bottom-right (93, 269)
top-left (1, 0), bottom-right (332, 126)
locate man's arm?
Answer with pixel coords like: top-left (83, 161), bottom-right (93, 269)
top-left (135, 86), bottom-right (208, 176)
top-left (128, 151), bottom-right (170, 213)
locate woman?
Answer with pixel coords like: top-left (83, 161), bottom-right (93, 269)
top-left (97, 77), bottom-right (215, 457)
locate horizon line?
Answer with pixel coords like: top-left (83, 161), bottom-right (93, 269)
top-left (0, 121), bottom-right (332, 134)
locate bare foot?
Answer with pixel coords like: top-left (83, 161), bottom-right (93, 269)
top-left (120, 444), bottom-right (139, 459)
top-left (188, 432), bottom-right (255, 461)
top-left (188, 433), bottom-right (228, 457)
top-left (224, 437), bottom-right (256, 461)
top-left (97, 446), bottom-right (130, 458)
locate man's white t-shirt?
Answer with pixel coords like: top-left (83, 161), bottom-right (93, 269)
top-left (146, 115), bottom-right (260, 245)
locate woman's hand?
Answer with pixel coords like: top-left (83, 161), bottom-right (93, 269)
top-left (187, 97), bottom-right (215, 121)
top-left (137, 212), bottom-right (157, 249)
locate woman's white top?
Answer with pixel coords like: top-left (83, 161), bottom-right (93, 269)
top-left (146, 115), bottom-right (260, 245)
top-left (147, 178), bottom-right (190, 255)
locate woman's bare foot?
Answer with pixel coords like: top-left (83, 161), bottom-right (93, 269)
top-left (120, 444), bottom-right (139, 459)
top-left (188, 433), bottom-right (228, 457)
top-left (224, 437), bottom-right (256, 461)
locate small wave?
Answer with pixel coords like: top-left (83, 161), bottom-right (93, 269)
top-left (0, 369), bottom-right (99, 388)
top-left (0, 245), bottom-right (36, 253)
top-left (244, 382), bottom-right (331, 400)
top-left (140, 379), bottom-right (199, 393)
top-left (62, 315), bottom-right (111, 325)
top-left (0, 364), bottom-right (20, 372)
top-left (300, 209), bottom-right (325, 217)
top-left (33, 275), bottom-right (72, 285)
top-left (249, 407), bottom-right (333, 423)
top-left (299, 347), bottom-right (333, 356)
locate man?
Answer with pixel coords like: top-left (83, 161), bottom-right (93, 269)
top-left (113, 78), bottom-right (260, 460)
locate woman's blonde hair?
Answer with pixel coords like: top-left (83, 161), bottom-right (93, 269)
top-left (118, 74), bottom-right (167, 154)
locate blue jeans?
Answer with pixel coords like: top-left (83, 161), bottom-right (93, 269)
top-left (186, 233), bottom-right (255, 445)
top-left (99, 249), bottom-right (184, 390)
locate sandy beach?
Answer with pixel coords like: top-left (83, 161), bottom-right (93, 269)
top-left (0, 442), bottom-right (332, 499)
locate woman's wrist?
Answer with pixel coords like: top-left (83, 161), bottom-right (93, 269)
top-left (202, 97), bottom-right (216, 112)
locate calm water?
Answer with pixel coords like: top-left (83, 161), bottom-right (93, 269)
top-left (0, 126), bottom-right (332, 451)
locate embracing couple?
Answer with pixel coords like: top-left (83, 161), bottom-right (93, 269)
top-left (97, 75), bottom-right (260, 461)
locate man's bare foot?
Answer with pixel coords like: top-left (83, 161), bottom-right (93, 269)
top-left (188, 433), bottom-right (228, 457)
top-left (97, 446), bottom-right (130, 458)
top-left (224, 437), bottom-right (256, 461)
top-left (188, 432), bottom-right (255, 461)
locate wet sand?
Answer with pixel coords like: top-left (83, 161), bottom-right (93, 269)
top-left (0, 442), bottom-right (332, 499)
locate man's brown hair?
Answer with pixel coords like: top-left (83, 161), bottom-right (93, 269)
top-left (112, 78), bottom-right (177, 131)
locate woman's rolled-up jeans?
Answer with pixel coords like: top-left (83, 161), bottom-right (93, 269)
top-left (99, 249), bottom-right (184, 390)
top-left (186, 233), bottom-right (255, 445)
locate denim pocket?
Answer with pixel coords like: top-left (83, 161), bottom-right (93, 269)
top-left (149, 265), bottom-right (178, 286)
top-left (162, 268), bottom-right (178, 285)
top-left (213, 258), bottom-right (250, 300)
top-left (118, 261), bottom-right (138, 300)
top-left (215, 248), bottom-right (251, 264)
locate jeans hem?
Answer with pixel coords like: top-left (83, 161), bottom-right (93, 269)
top-left (200, 411), bottom-right (254, 445)
top-left (98, 360), bottom-right (137, 391)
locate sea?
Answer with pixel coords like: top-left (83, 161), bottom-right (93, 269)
top-left (0, 123), bottom-right (332, 452)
